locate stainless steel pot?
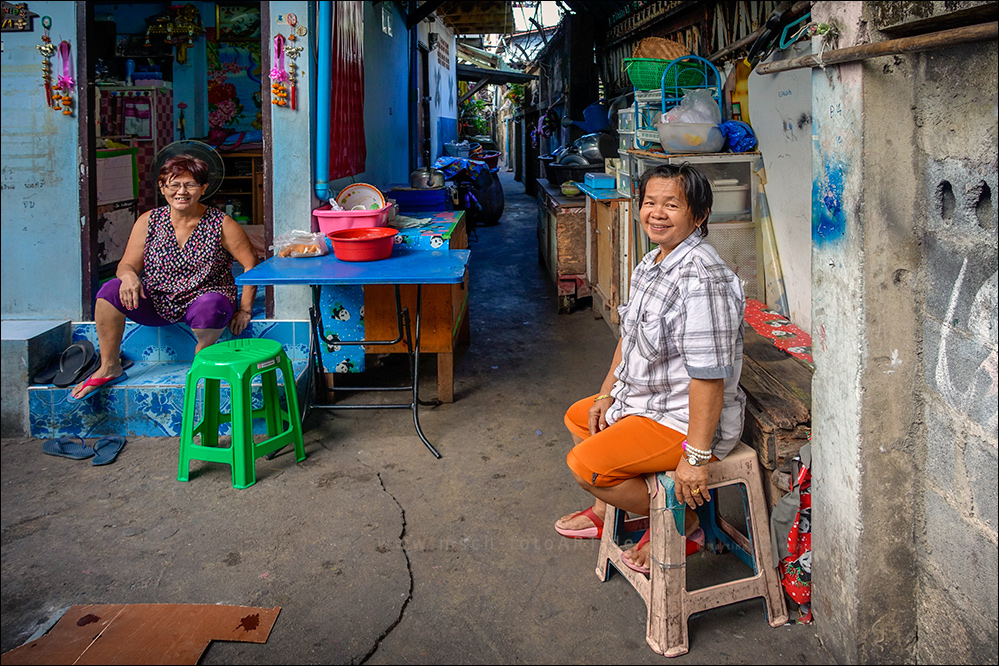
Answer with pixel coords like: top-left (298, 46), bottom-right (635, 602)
top-left (409, 166), bottom-right (446, 189)
top-left (573, 132), bottom-right (618, 164)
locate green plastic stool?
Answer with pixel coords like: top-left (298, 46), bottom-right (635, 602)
top-left (178, 338), bottom-right (305, 489)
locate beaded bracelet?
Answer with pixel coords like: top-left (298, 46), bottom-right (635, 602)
top-left (682, 440), bottom-right (712, 460)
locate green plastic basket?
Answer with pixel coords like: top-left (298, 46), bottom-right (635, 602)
top-left (623, 58), bottom-right (704, 91)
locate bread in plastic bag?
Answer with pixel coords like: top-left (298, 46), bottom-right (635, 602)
top-left (272, 230), bottom-right (329, 258)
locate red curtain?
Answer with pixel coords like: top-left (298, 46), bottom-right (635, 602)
top-left (327, 1), bottom-right (366, 179)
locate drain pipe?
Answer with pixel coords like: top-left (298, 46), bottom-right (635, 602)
top-left (756, 21), bottom-right (997, 74)
top-left (314, 1), bottom-right (333, 201)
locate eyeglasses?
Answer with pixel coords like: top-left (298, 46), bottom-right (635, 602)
top-left (161, 181), bottom-right (203, 193)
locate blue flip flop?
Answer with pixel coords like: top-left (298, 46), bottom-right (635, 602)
top-left (42, 436), bottom-right (93, 460)
top-left (91, 435), bottom-right (126, 466)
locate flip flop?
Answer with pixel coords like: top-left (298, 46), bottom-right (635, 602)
top-left (621, 527), bottom-right (706, 576)
top-left (91, 435), bottom-right (126, 466)
top-left (32, 354), bottom-right (62, 385)
top-left (554, 506), bottom-right (604, 539)
top-left (67, 372), bottom-right (128, 403)
top-left (42, 436), bottom-right (93, 460)
top-left (52, 341), bottom-right (96, 388)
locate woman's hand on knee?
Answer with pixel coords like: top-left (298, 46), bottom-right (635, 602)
top-left (118, 273), bottom-right (144, 310)
top-left (588, 400), bottom-right (611, 435)
top-left (229, 309), bottom-right (252, 336)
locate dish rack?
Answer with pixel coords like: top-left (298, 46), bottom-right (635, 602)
top-left (632, 55), bottom-right (724, 151)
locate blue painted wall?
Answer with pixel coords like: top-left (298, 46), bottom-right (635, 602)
top-left (1, 1), bottom-right (83, 319)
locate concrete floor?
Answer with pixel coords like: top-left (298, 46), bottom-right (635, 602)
top-left (1, 169), bottom-right (833, 664)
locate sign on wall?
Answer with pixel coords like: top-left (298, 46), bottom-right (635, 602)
top-left (1, 1), bottom-right (37, 32)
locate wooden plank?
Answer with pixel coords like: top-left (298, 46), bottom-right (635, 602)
top-left (742, 328), bottom-right (812, 406)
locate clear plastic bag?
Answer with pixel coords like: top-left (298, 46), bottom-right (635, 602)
top-left (271, 230), bottom-right (329, 258)
top-left (664, 89), bottom-right (722, 125)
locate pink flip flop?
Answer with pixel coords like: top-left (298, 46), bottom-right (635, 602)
top-left (68, 372), bottom-right (128, 402)
top-left (621, 527), bottom-right (706, 575)
top-left (554, 506), bottom-right (604, 540)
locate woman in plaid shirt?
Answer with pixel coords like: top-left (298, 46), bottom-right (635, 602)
top-left (555, 163), bottom-right (746, 574)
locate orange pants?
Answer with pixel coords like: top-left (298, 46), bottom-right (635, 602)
top-left (564, 395), bottom-right (686, 487)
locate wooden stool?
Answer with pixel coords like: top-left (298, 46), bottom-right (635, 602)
top-left (594, 442), bottom-right (787, 657)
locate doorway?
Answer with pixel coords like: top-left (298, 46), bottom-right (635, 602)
top-left (81, 1), bottom-right (270, 317)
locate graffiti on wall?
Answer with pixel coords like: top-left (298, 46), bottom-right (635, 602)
top-left (812, 158), bottom-right (847, 245)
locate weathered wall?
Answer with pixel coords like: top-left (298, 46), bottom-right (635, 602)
top-left (811, 1), bottom-right (998, 663)
top-left (0, 1), bottom-right (83, 320)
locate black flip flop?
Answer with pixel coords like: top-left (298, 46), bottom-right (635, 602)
top-left (52, 340), bottom-right (96, 388)
top-left (32, 354), bottom-right (62, 385)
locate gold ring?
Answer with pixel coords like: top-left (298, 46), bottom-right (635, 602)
top-left (692, 488), bottom-right (701, 495)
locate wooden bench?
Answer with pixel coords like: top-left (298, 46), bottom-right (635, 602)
top-left (739, 327), bottom-right (813, 506)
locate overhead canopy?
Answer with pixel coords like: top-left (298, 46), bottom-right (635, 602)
top-left (455, 63), bottom-right (536, 105)
top-left (455, 63), bottom-right (536, 85)
top-left (428, 0), bottom-right (516, 35)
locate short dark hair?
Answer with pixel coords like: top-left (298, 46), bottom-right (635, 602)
top-left (159, 155), bottom-right (210, 186)
top-left (637, 163), bottom-right (713, 236)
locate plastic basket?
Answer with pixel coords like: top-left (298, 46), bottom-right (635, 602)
top-left (624, 58), bottom-right (703, 91)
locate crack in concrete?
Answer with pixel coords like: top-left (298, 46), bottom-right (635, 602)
top-left (357, 472), bottom-right (413, 665)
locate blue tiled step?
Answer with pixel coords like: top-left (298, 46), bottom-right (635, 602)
top-left (28, 320), bottom-right (310, 439)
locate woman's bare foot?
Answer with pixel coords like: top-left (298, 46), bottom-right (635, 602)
top-left (70, 361), bottom-right (123, 400)
top-left (622, 508), bottom-right (701, 570)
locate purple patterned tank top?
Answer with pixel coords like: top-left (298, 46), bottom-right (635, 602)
top-left (142, 206), bottom-right (236, 323)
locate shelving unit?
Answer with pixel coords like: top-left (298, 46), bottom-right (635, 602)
top-left (215, 151), bottom-right (263, 226)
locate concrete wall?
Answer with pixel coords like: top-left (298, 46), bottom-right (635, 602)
top-left (811, 2), bottom-right (998, 662)
top-left (1, 1), bottom-right (84, 320)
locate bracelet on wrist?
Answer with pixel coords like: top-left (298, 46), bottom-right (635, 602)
top-left (682, 440), bottom-right (712, 466)
top-left (593, 393), bottom-right (613, 402)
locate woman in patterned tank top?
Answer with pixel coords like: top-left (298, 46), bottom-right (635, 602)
top-left (71, 155), bottom-right (258, 401)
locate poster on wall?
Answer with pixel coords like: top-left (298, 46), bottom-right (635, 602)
top-left (207, 40), bottom-right (263, 134)
top-left (216, 3), bottom-right (261, 41)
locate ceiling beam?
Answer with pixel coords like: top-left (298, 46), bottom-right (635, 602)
top-left (458, 77), bottom-right (490, 105)
top-left (406, 0), bottom-right (447, 30)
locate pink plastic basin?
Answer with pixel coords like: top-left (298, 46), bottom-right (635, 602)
top-left (313, 204), bottom-right (391, 235)
top-left (326, 227), bottom-right (398, 262)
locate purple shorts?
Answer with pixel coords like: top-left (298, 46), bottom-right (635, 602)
top-left (97, 278), bottom-right (235, 330)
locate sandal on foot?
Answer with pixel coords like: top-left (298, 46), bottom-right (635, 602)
top-left (621, 527), bottom-right (707, 575)
top-left (42, 436), bottom-right (93, 460)
top-left (554, 506), bottom-right (604, 539)
top-left (68, 372), bottom-right (128, 403)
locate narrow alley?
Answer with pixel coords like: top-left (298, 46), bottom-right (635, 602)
top-left (0, 169), bottom-right (831, 664)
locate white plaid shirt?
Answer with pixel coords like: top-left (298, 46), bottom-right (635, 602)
top-left (606, 233), bottom-right (746, 459)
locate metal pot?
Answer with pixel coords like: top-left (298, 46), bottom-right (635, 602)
top-left (572, 132), bottom-right (618, 164)
top-left (409, 166), bottom-right (446, 189)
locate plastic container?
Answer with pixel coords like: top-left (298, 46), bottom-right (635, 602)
top-left (326, 227), bottom-right (398, 262)
top-left (478, 150), bottom-right (501, 169)
top-left (617, 108), bottom-right (635, 132)
top-left (617, 170), bottom-right (633, 197)
top-left (711, 179), bottom-right (750, 215)
top-left (618, 131), bottom-right (635, 151)
top-left (585, 172), bottom-right (616, 189)
top-left (655, 121), bottom-right (724, 154)
top-left (313, 204), bottom-right (391, 236)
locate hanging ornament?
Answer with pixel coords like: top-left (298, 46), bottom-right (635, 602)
top-left (53, 40), bottom-right (74, 116)
top-left (36, 16), bottom-right (55, 108)
top-left (283, 14), bottom-right (302, 111)
top-left (269, 34), bottom-right (289, 107)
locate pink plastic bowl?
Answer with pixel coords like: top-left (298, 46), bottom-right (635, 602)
top-left (313, 204), bottom-right (391, 235)
top-left (326, 227), bottom-right (398, 262)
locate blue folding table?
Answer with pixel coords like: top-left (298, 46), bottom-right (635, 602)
top-left (236, 246), bottom-right (471, 458)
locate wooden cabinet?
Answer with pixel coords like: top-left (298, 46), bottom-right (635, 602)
top-left (216, 151), bottom-right (263, 226)
top-left (584, 190), bottom-right (631, 336)
top-left (362, 212), bottom-right (470, 403)
top-left (536, 181), bottom-right (589, 313)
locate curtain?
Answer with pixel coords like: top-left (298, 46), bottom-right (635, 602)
top-left (327, 0), bottom-right (365, 179)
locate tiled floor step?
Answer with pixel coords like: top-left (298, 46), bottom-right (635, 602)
top-left (29, 320), bottom-right (310, 439)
